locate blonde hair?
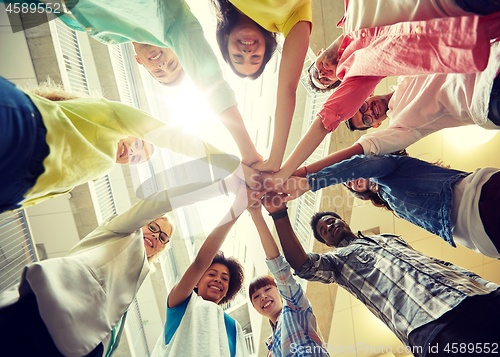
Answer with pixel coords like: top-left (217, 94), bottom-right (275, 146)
top-left (147, 214), bottom-right (176, 263)
top-left (25, 78), bottom-right (88, 102)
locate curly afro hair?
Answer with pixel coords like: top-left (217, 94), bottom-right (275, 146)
top-left (194, 251), bottom-right (245, 305)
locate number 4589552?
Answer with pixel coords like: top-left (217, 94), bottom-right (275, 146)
top-left (5, 2), bottom-right (62, 14)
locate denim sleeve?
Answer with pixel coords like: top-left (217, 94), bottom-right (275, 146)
top-left (307, 155), bottom-right (397, 192)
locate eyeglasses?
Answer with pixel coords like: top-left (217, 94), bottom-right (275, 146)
top-left (358, 101), bottom-right (374, 127)
top-left (308, 62), bottom-right (337, 89)
top-left (148, 221), bottom-right (170, 244)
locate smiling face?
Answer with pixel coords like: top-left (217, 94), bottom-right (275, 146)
top-left (132, 43), bottom-right (185, 86)
top-left (315, 215), bottom-right (354, 247)
top-left (251, 284), bottom-right (282, 323)
top-left (142, 217), bottom-right (173, 258)
top-left (313, 35), bottom-right (344, 82)
top-left (116, 136), bottom-right (155, 165)
top-left (196, 263), bottom-right (230, 304)
top-left (350, 94), bottom-right (393, 130)
top-left (227, 17), bottom-right (266, 76)
top-left (346, 179), bottom-right (371, 193)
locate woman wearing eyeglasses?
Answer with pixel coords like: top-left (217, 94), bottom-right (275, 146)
top-left (0, 176), bottom-right (241, 357)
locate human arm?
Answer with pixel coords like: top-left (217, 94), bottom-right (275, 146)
top-left (307, 154), bottom-right (398, 191)
top-left (277, 176), bottom-right (310, 202)
top-left (251, 21), bottom-right (311, 173)
top-left (164, 5), bottom-right (261, 166)
top-left (168, 182), bottom-right (264, 308)
top-left (261, 193), bottom-right (308, 271)
top-left (260, 116), bottom-right (329, 189)
top-left (254, 194), bottom-right (311, 309)
top-left (298, 143), bottom-right (364, 176)
top-left (356, 127), bottom-right (429, 156)
top-left (218, 106), bottom-right (262, 167)
top-left (248, 204), bottom-right (280, 260)
top-left (434, 259), bottom-right (500, 291)
top-left (262, 76), bottom-right (382, 188)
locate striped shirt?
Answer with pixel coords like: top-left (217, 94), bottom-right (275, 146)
top-left (266, 255), bottom-right (330, 356)
top-left (296, 234), bottom-right (499, 346)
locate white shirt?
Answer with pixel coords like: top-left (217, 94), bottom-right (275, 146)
top-left (343, 0), bottom-right (469, 33)
top-left (451, 168), bottom-right (500, 258)
top-left (357, 42), bottom-right (500, 155)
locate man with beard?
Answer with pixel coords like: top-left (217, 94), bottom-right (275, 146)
top-left (261, 192), bottom-right (500, 357)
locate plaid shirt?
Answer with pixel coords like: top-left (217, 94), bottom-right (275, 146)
top-left (265, 255), bottom-right (330, 357)
top-left (296, 234), bottom-right (499, 346)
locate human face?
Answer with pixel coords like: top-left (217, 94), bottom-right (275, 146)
top-left (196, 263), bottom-right (230, 304)
top-left (116, 136), bottom-right (155, 165)
top-left (346, 179), bottom-right (371, 193)
top-left (251, 285), bottom-right (282, 323)
top-left (309, 62), bottom-right (338, 89)
top-left (315, 215), bottom-right (354, 247)
top-left (132, 43), bottom-right (185, 86)
top-left (227, 18), bottom-right (266, 76)
top-left (313, 35), bottom-right (343, 82)
top-left (350, 94), bottom-right (391, 129)
top-left (142, 217), bottom-right (173, 258)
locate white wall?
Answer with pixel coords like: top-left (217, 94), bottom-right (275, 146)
top-left (25, 194), bottom-right (81, 259)
top-left (0, 3), bottom-right (37, 87)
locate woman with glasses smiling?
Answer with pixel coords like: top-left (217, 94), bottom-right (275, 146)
top-left (0, 174), bottom-right (253, 357)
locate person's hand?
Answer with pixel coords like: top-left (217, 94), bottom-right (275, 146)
top-left (241, 163), bottom-right (262, 190)
top-left (247, 200), bottom-right (263, 217)
top-left (260, 171), bottom-right (288, 190)
top-left (242, 152), bottom-right (264, 168)
top-left (293, 166), bottom-right (307, 177)
top-left (251, 159), bottom-right (281, 174)
top-left (277, 176), bottom-right (310, 202)
top-left (261, 192), bottom-right (288, 215)
top-left (231, 180), bottom-right (266, 217)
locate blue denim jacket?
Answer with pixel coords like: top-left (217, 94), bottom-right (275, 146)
top-left (307, 155), bottom-right (470, 247)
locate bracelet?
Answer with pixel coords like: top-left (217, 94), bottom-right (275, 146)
top-left (269, 207), bottom-right (288, 221)
top-left (304, 166), bottom-right (308, 175)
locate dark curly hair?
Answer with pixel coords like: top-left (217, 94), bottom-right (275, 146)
top-left (309, 211), bottom-right (341, 244)
top-left (210, 0), bottom-right (278, 79)
top-left (194, 251), bottom-right (245, 305)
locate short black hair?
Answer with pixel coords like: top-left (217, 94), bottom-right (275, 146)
top-left (310, 211), bottom-right (341, 243)
top-left (345, 118), bottom-right (370, 132)
top-left (194, 251), bottom-right (245, 305)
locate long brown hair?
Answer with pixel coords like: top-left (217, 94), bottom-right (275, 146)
top-left (342, 150), bottom-right (409, 211)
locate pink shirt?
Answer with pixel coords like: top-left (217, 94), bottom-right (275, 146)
top-left (319, 14), bottom-right (499, 132)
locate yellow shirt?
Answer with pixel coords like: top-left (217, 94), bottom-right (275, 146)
top-left (229, 0), bottom-right (312, 37)
top-left (22, 93), bottom-right (239, 208)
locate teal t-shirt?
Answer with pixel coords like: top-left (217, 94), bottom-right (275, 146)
top-left (165, 293), bottom-right (237, 357)
top-left (61, 0), bottom-right (236, 115)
